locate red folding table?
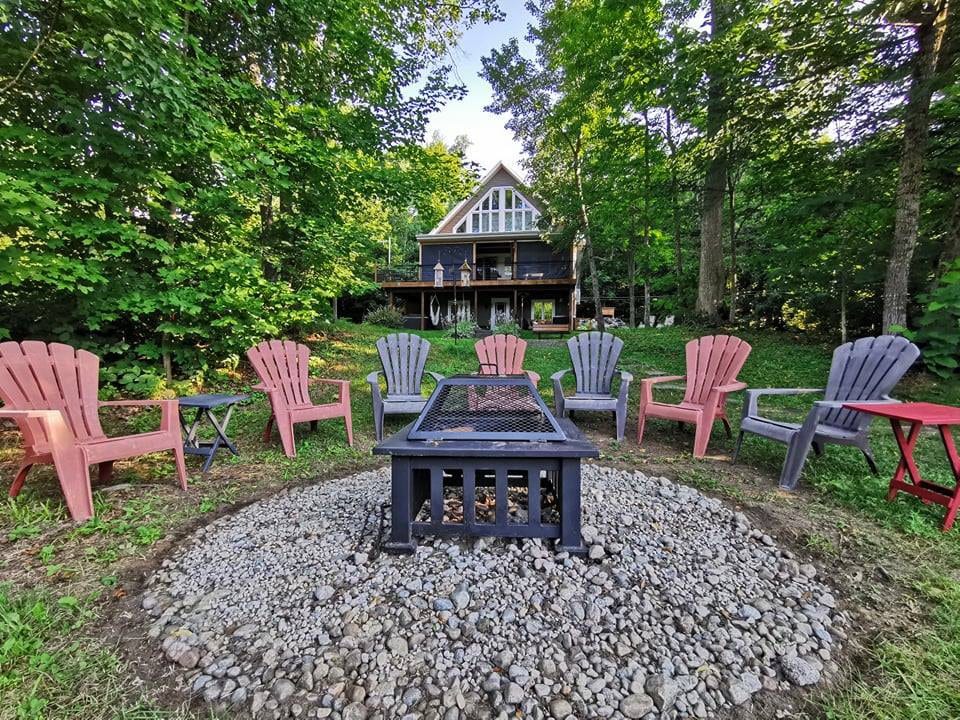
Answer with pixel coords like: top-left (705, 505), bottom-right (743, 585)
top-left (843, 402), bottom-right (960, 531)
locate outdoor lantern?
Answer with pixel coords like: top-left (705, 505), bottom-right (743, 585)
top-left (433, 261), bottom-right (444, 288)
top-left (459, 259), bottom-right (472, 287)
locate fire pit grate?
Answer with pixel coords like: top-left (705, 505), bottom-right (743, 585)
top-left (408, 375), bottom-right (565, 442)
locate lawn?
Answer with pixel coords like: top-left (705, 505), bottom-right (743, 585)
top-left (1, 323), bottom-right (959, 720)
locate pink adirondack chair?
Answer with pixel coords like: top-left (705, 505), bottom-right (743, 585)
top-left (247, 340), bottom-right (353, 458)
top-left (474, 334), bottom-right (541, 385)
top-left (637, 335), bottom-right (752, 458)
top-left (0, 341), bottom-right (187, 522)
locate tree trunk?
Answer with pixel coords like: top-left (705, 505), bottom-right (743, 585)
top-left (627, 250), bottom-right (636, 328)
top-left (882, 0), bottom-right (951, 332)
top-left (643, 111), bottom-right (652, 327)
top-left (696, 0), bottom-right (730, 322)
top-left (727, 169), bottom-right (737, 323)
top-left (571, 138), bottom-right (604, 331)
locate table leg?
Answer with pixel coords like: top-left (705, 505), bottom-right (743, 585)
top-left (887, 419), bottom-right (923, 501)
top-left (937, 424), bottom-right (960, 531)
top-left (179, 406), bottom-right (205, 450)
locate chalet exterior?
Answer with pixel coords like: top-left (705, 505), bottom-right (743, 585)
top-left (376, 162), bottom-right (578, 332)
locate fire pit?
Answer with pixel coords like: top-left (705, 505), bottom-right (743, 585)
top-left (373, 375), bottom-right (598, 554)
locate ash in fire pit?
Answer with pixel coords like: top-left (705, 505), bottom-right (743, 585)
top-left (374, 375), bottom-right (597, 554)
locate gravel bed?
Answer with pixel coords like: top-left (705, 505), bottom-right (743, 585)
top-left (143, 465), bottom-right (845, 720)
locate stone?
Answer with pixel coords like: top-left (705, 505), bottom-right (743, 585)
top-left (645, 674), bottom-right (680, 711)
top-left (272, 678), bottom-right (296, 702)
top-left (549, 698), bottom-right (573, 719)
top-left (503, 683), bottom-right (524, 705)
top-left (781, 656), bottom-right (821, 686)
top-left (620, 693), bottom-right (655, 719)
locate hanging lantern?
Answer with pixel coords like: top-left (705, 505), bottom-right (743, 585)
top-left (459, 259), bottom-right (472, 287)
top-left (433, 261), bottom-right (444, 288)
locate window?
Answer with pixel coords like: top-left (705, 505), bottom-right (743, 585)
top-left (532, 299), bottom-right (555, 322)
top-left (457, 186), bottom-right (541, 234)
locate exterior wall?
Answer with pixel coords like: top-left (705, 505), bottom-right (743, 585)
top-left (419, 243), bottom-right (474, 281)
top-left (516, 240), bottom-right (570, 279)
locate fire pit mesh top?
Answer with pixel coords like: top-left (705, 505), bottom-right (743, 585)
top-left (407, 375), bottom-right (566, 442)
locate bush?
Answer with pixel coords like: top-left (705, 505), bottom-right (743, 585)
top-left (363, 305), bottom-right (405, 328)
top-left (913, 262), bottom-right (960, 378)
top-left (492, 311), bottom-right (520, 336)
top-left (445, 318), bottom-right (478, 338)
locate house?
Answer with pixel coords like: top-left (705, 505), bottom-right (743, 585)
top-left (375, 162), bottom-right (578, 332)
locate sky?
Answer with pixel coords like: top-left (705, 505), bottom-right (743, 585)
top-left (425, 0), bottom-right (535, 177)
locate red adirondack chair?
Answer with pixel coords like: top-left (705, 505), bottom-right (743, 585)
top-left (247, 340), bottom-right (353, 458)
top-left (474, 334), bottom-right (541, 385)
top-left (637, 335), bottom-right (752, 458)
top-left (0, 341), bottom-right (187, 522)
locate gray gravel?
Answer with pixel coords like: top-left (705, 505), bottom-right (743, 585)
top-left (143, 465), bottom-right (845, 719)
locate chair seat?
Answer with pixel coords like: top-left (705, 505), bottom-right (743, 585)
top-left (741, 414), bottom-right (860, 445)
top-left (382, 396), bottom-right (428, 415)
top-left (564, 393), bottom-right (617, 411)
top-left (83, 430), bottom-right (180, 464)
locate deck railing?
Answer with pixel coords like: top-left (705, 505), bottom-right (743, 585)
top-left (375, 261), bottom-right (573, 283)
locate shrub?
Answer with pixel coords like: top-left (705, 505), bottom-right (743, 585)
top-left (363, 305), bottom-right (405, 328)
top-left (445, 318), bottom-right (478, 338)
top-left (912, 262), bottom-right (960, 378)
top-left (492, 311), bottom-right (520, 336)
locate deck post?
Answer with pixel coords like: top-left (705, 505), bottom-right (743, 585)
top-left (420, 291), bottom-right (425, 330)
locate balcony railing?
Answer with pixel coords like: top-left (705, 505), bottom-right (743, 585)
top-left (375, 261), bottom-right (573, 283)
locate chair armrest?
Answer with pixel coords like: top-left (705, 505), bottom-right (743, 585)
top-left (311, 378), bottom-right (350, 388)
top-left (366, 370), bottom-right (382, 386)
top-left (101, 398), bottom-right (179, 432)
top-left (618, 370), bottom-right (634, 383)
top-left (743, 387), bottom-right (823, 418)
top-left (425, 371), bottom-right (445, 383)
top-left (814, 398), bottom-right (900, 410)
top-left (616, 370), bottom-right (633, 402)
top-left (526, 370), bottom-right (541, 386)
top-left (0, 409), bottom-right (76, 445)
top-left (714, 381), bottom-right (747, 394)
top-left (640, 375), bottom-right (685, 405)
top-left (550, 368), bottom-right (572, 383)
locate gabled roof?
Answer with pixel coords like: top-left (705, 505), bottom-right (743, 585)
top-left (427, 161), bottom-right (544, 236)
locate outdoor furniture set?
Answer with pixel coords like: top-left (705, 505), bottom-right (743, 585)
top-left (1, 332), bottom-right (956, 533)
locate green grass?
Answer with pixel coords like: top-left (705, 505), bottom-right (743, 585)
top-left (1, 321), bottom-right (959, 719)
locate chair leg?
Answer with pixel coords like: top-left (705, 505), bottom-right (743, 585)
top-left (732, 431), bottom-right (744, 463)
top-left (779, 434), bottom-right (813, 491)
top-left (861, 445), bottom-right (879, 475)
top-left (343, 408), bottom-right (354, 447)
top-left (172, 443), bottom-right (189, 489)
top-left (636, 411), bottom-right (647, 445)
top-left (812, 442), bottom-right (824, 457)
top-left (310, 420), bottom-right (318, 431)
top-left (276, 418), bottom-right (297, 458)
top-left (51, 448), bottom-right (94, 522)
top-left (98, 461), bottom-right (114, 483)
top-left (693, 420), bottom-right (713, 459)
top-left (373, 406), bottom-right (384, 443)
top-left (263, 415), bottom-right (275, 442)
top-left (615, 408), bottom-right (626, 442)
top-left (9, 462), bottom-right (33, 498)
top-left (721, 416), bottom-right (732, 439)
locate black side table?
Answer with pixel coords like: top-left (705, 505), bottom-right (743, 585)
top-left (178, 394), bottom-right (248, 472)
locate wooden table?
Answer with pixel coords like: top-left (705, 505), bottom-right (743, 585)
top-left (843, 402), bottom-right (960, 531)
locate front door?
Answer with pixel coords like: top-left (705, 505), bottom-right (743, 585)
top-left (491, 297), bottom-right (511, 328)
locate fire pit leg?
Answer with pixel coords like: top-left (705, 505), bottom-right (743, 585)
top-left (556, 458), bottom-right (586, 555)
top-left (386, 457), bottom-right (417, 554)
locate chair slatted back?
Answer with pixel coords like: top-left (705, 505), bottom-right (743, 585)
top-left (682, 335), bottom-right (752, 407)
top-left (0, 341), bottom-right (105, 448)
top-left (376, 333), bottom-right (431, 397)
top-left (247, 340), bottom-right (313, 409)
top-left (568, 332), bottom-right (624, 395)
top-left (475, 334), bottom-right (528, 375)
top-left (822, 335), bottom-right (920, 430)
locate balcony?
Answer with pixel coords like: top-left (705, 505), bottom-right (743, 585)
top-left (375, 261), bottom-right (573, 285)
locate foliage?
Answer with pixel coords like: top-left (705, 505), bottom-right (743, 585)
top-left (912, 261), bottom-right (960, 377)
top-left (444, 318), bottom-right (478, 338)
top-left (0, 0), bottom-right (485, 378)
top-left (363, 305), bottom-right (405, 328)
top-left (492, 311), bottom-right (520, 336)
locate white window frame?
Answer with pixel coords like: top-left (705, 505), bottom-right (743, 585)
top-left (454, 186), bottom-right (540, 234)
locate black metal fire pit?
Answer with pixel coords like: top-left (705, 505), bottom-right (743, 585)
top-left (373, 375), bottom-right (598, 554)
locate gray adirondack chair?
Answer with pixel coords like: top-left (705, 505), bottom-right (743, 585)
top-left (367, 333), bottom-right (444, 441)
top-left (551, 332), bottom-right (633, 440)
top-left (734, 335), bottom-right (920, 490)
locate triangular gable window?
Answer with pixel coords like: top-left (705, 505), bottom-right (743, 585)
top-left (454, 186), bottom-right (540, 233)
